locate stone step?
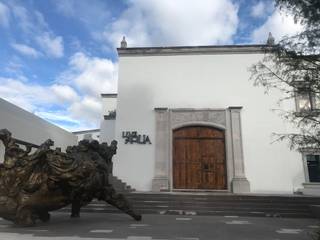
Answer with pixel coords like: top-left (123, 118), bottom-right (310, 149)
top-left (125, 198), bottom-right (318, 204)
top-left (124, 194), bottom-right (320, 203)
top-left (58, 207), bottom-right (312, 219)
top-left (88, 200), bottom-right (312, 206)
top-left (65, 206), bottom-right (310, 214)
top-left (108, 176), bottom-right (135, 192)
top-left (61, 202), bottom-right (313, 217)
top-left (85, 200), bottom-right (311, 209)
top-left (85, 203), bottom-right (311, 211)
top-left (58, 193), bottom-right (319, 218)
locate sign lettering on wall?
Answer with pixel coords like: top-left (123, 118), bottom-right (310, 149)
top-left (122, 131), bottom-right (152, 144)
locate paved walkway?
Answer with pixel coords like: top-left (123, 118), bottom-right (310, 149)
top-left (0, 212), bottom-right (319, 240)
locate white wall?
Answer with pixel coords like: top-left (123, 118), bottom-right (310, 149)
top-left (0, 98), bottom-right (77, 162)
top-left (100, 119), bottom-right (116, 144)
top-left (102, 97), bottom-right (117, 116)
top-left (114, 52), bottom-right (305, 193)
top-left (75, 131), bottom-right (100, 142)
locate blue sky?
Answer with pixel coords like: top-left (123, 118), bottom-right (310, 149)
top-left (0, 0), bottom-right (302, 131)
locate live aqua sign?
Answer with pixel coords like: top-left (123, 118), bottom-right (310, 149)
top-left (122, 131), bottom-right (152, 144)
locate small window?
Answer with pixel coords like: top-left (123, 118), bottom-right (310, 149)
top-left (295, 88), bottom-right (320, 113)
top-left (294, 71), bottom-right (320, 113)
top-left (296, 90), bottom-right (312, 112)
top-left (306, 155), bottom-right (320, 182)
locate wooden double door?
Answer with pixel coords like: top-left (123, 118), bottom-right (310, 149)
top-left (173, 126), bottom-right (227, 190)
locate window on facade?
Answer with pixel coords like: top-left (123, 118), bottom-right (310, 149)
top-left (295, 88), bottom-right (320, 112)
top-left (306, 155), bottom-right (320, 182)
top-left (296, 90), bottom-right (312, 111)
top-left (294, 71), bottom-right (320, 113)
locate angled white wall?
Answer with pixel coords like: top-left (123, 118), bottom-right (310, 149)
top-left (0, 98), bottom-right (77, 162)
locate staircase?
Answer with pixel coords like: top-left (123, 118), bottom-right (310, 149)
top-left (108, 175), bottom-right (135, 192)
top-left (60, 192), bottom-right (320, 219)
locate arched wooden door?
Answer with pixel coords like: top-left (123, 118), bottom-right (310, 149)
top-left (173, 126), bottom-right (227, 190)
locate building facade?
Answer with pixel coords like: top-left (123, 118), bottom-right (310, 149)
top-left (100, 44), bottom-right (319, 195)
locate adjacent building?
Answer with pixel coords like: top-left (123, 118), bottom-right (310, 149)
top-left (73, 129), bottom-right (100, 142)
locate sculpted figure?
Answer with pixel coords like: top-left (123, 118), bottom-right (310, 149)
top-left (0, 129), bottom-right (141, 226)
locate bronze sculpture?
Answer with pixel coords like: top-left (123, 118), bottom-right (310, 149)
top-left (0, 129), bottom-right (141, 226)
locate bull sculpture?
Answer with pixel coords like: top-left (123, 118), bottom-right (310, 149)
top-left (0, 129), bottom-right (141, 226)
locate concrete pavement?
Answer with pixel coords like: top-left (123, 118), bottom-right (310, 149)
top-left (0, 212), bottom-right (318, 240)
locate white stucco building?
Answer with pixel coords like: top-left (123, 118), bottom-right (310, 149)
top-left (100, 41), bottom-right (320, 195)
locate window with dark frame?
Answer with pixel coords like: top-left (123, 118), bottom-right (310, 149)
top-left (306, 154), bottom-right (320, 182)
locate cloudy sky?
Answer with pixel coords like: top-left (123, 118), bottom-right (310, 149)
top-left (0, 0), bottom-right (302, 131)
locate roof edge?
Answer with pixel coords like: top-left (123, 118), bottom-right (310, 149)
top-left (117, 44), bottom-right (273, 57)
top-left (72, 129), bottom-right (100, 134)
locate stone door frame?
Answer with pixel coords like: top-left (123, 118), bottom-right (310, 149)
top-left (152, 107), bottom-right (250, 193)
top-left (299, 148), bottom-right (320, 195)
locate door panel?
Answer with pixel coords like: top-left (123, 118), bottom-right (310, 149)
top-left (173, 126), bottom-right (226, 190)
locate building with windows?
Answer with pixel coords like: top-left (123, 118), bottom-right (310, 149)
top-left (100, 38), bottom-right (320, 195)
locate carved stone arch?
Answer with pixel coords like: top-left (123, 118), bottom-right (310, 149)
top-left (172, 121), bottom-right (226, 131)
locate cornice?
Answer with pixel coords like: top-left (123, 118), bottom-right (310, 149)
top-left (117, 44), bottom-right (273, 57)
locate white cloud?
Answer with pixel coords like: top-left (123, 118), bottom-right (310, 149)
top-left (49, 52), bottom-right (118, 129)
top-left (0, 46), bottom-right (117, 131)
top-left (36, 33), bottom-right (64, 58)
top-left (53, 0), bottom-right (110, 30)
top-left (0, 1), bottom-right (10, 27)
top-left (251, 10), bottom-right (304, 43)
top-left (11, 4), bottom-right (33, 33)
top-left (9, 3), bottom-right (64, 58)
top-left (4, 58), bottom-right (27, 81)
top-left (11, 43), bottom-right (41, 58)
top-left (50, 84), bottom-right (79, 104)
top-left (0, 51), bottom-right (117, 131)
top-left (34, 110), bottom-right (97, 132)
top-left (60, 52), bottom-right (118, 96)
top-left (11, 5), bottom-right (47, 34)
top-left (103, 0), bottom-right (239, 47)
top-left (0, 78), bottom-right (57, 112)
top-left (68, 96), bottom-right (102, 123)
top-left (0, 77), bottom-right (100, 131)
top-left (34, 111), bottom-right (81, 125)
top-left (251, 1), bottom-right (274, 19)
